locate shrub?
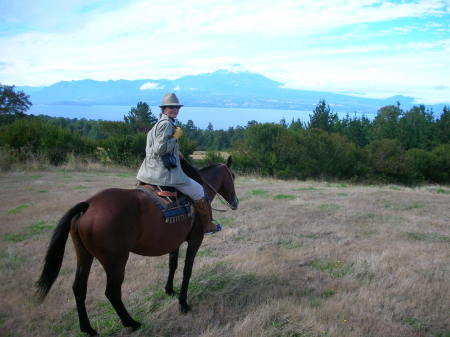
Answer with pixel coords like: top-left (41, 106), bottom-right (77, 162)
top-left (0, 119), bottom-right (96, 166)
top-left (100, 133), bottom-right (146, 167)
top-left (366, 139), bottom-right (415, 183)
top-left (232, 125), bottom-right (366, 180)
top-left (427, 144), bottom-right (450, 183)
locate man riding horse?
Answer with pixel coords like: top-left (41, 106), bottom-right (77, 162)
top-left (136, 93), bottom-right (221, 234)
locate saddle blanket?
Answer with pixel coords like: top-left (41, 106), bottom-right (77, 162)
top-left (137, 186), bottom-right (193, 223)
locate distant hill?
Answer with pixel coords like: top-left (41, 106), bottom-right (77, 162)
top-left (18, 70), bottom-right (448, 115)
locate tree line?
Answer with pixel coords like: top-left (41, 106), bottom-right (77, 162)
top-left (1, 84), bottom-right (449, 184)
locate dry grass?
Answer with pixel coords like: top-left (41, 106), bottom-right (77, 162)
top-left (0, 169), bottom-right (449, 337)
top-left (189, 151), bottom-right (230, 160)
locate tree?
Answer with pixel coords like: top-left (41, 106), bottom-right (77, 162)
top-left (0, 84), bottom-right (32, 116)
top-left (398, 105), bottom-right (434, 150)
top-left (435, 106), bottom-right (450, 144)
top-left (308, 100), bottom-right (338, 132)
top-left (337, 114), bottom-right (371, 147)
top-left (124, 102), bottom-right (157, 133)
top-left (370, 104), bottom-right (402, 141)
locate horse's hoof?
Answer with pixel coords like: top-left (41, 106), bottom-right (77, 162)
top-left (165, 287), bottom-right (176, 296)
top-left (126, 320), bottom-right (142, 331)
top-left (179, 301), bottom-right (191, 314)
top-left (81, 327), bottom-right (98, 336)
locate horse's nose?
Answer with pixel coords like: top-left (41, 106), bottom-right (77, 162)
top-left (231, 197), bottom-right (239, 210)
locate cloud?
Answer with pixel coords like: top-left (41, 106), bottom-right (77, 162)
top-left (433, 84), bottom-right (449, 90)
top-left (140, 82), bottom-right (164, 90)
top-left (0, 0), bottom-right (449, 103)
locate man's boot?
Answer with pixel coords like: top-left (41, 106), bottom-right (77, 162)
top-left (193, 197), bottom-right (221, 234)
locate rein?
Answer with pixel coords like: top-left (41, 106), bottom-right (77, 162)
top-left (203, 164), bottom-right (235, 212)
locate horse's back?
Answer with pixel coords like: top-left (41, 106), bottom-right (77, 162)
top-left (74, 188), bottom-right (193, 259)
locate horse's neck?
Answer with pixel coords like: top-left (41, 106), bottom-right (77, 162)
top-left (200, 169), bottom-right (222, 201)
top-left (203, 179), bottom-right (217, 201)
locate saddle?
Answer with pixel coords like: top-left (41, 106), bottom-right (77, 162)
top-left (136, 182), bottom-right (193, 224)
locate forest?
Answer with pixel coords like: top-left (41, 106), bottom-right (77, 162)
top-left (1, 85), bottom-right (449, 184)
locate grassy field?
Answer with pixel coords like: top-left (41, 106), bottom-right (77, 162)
top-left (0, 167), bottom-right (449, 337)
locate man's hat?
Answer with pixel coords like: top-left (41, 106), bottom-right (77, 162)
top-left (160, 93), bottom-right (183, 108)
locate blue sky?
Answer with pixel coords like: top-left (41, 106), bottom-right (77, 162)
top-left (1, 0), bottom-right (449, 103)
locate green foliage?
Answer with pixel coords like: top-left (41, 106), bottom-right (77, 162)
top-left (308, 100), bottom-right (338, 132)
top-left (250, 189), bottom-right (271, 197)
top-left (435, 106), bottom-right (450, 144)
top-left (370, 104), bottom-right (402, 141)
top-left (398, 105), bottom-right (434, 150)
top-left (0, 118), bottom-right (96, 165)
top-left (178, 135), bottom-right (197, 158)
top-left (97, 120), bottom-right (131, 139)
top-left (7, 203), bottom-right (31, 215)
top-left (1, 96), bottom-right (448, 184)
top-left (405, 232), bottom-right (450, 243)
top-left (233, 123), bottom-right (287, 176)
top-left (427, 144), bottom-right (450, 183)
top-left (124, 101), bottom-right (157, 133)
top-left (233, 124), bottom-right (366, 180)
top-left (274, 194), bottom-right (296, 200)
top-left (366, 139), bottom-right (412, 183)
top-left (309, 259), bottom-right (355, 278)
top-left (337, 114), bottom-right (371, 146)
top-left (99, 133), bottom-right (146, 167)
top-left (0, 84), bottom-right (32, 116)
top-left (3, 220), bottom-right (53, 242)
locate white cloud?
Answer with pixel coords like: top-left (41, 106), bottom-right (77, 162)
top-left (140, 82), bottom-right (164, 90)
top-left (0, 0), bottom-right (449, 102)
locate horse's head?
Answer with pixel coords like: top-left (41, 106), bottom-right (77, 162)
top-left (200, 156), bottom-right (239, 210)
top-left (220, 156), bottom-right (239, 210)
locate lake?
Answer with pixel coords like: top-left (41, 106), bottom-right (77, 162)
top-left (28, 104), bottom-right (371, 130)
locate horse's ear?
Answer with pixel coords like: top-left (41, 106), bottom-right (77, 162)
top-left (226, 156), bottom-right (232, 168)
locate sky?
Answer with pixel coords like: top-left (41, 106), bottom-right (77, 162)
top-left (1, 0), bottom-right (449, 104)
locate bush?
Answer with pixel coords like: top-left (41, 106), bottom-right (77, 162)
top-left (232, 124), bottom-right (366, 180)
top-left (427, 144), bottom-right (450, 183)
top-left (296, 129), bottom-right (367, 180)
top-left (366, 139), bottom-right (415, 183)
top-left (100, 133), bottom-right (146, 167)
top-left (403, 148), bottom-right (434, 183)
top-left (0, 118), bottom-right (96, 166)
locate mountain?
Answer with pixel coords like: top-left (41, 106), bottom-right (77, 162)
top-left (18, 70), bottom-right (447, 115)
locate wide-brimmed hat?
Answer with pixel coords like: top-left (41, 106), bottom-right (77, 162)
top-left (159, 93), bottom-right (183, 108)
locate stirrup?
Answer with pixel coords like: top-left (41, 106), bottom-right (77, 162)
top-left (205, 223), bottom-right (222, 235)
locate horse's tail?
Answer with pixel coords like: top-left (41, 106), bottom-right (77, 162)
top-left (35, 201), bottom-right (89, 302)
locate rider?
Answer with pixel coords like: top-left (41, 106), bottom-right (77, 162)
top-left (136, 93), bottom-right (220, 234)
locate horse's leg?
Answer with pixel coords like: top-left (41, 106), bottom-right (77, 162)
top-left (179, 233), bottom-right (204, 313)
top-left (165, 248), bottom-right (179, 296)
top-left (72, 246), bottom-right (96, 336)
top-left (103, 254), bottom-right (141, 330)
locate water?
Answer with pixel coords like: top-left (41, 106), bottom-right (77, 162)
top-left (28, 104), bottom-right (371, 130)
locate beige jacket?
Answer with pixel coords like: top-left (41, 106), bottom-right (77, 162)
top-left (136, 114), bottom-right (189, 186)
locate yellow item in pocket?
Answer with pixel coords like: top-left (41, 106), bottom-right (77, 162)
top-left (173, 127), bottom-right (183, 140)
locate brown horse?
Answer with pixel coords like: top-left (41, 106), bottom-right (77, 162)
top-left (36, 157), bottom-right (238, 336)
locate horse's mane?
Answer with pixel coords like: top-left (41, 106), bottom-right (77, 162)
top-left (180, 157), bottom-right (205, 185)
top-left (198, 163), bottom-right (222, 172)
top-left (180, 158), bottom-right (223, 186)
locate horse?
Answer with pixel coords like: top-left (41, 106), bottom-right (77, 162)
top-left (36, 157), bottom-right (239, 336)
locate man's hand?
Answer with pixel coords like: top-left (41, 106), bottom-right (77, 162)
top-left (173, 127), bottom-right (183, 140)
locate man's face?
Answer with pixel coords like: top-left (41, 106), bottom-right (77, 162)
top-left (164, 106), bottom-right (180, 118)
